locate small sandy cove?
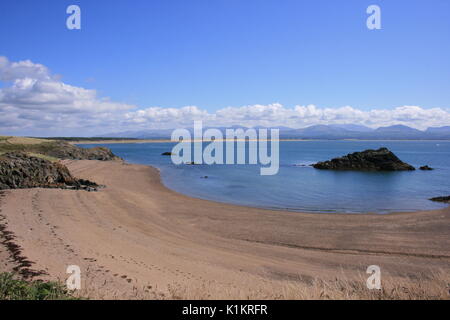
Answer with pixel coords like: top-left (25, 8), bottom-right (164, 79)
top-left (1, 160), bottom-right (449, 299)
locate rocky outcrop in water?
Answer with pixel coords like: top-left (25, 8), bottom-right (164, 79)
top-left (313, 148), bottom-right (415, 171)
top-left (419, 165), bottom-right (434, 171)
top-left (0, 152), bottom-right (99, 191)
top-left (429, 196), bottom-right (450, 203)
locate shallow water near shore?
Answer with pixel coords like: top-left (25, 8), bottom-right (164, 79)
top-left (78, 141), bottom-right (450, 214)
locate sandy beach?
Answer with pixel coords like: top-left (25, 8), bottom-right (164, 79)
top-left (0, 159), bottom-right (449, 299)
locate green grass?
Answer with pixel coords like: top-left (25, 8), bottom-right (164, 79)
top-left (0, 137), bottom-right (61, 159)
top-left (0, 151), bottom-right (59, 162)
top-left (26, 152), bottom-right (59, 162)
top-left (36, 137), bottom-right (138, 141)
top-left (0, 272), bottom-right (78, 300)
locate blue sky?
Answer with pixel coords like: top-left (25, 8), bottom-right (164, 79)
top-left (0, 0), bottom-right (450, 135)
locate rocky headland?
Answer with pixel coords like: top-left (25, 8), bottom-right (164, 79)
top-left (40, 141), bottom-right (119, 161)
top-left (0, 137), bottom-right (119, 161)
top-left (26, 141), bottom-right (119, 161)
top-left (0, 152), bottom-right (99, 191)
top-left (0, 137), bottom-right (120, 191)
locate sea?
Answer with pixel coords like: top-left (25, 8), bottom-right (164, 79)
top-left (78, 140), bottom-right (450, 214)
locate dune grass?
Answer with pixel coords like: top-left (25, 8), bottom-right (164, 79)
top-left (0, 272), bottom-right (77, 300)
top-left (25, 152), bottom-right (59, 162)
top-left (0, 136), bottom-right (61, 160)
top-left (73, 271), bottom-right (450, 300)
top-left (165, 272), bottom-right (450, 300)
top-left (0, 136), bottom-right (52, 145)
top-left (1, 271), bottom-right (447, 300)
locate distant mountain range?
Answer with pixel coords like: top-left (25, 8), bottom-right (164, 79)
top-left (98, 124), bottom-right (450, 140)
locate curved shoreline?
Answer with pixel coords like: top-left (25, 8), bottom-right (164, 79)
top-left (153, 163), bottom-right (448, 216)
top-left (154, 162), bottom-right (447, 216)
top-left (0, 159), bottom-right (449, 299)
top-left (77, 141), bottom-right (449, 215)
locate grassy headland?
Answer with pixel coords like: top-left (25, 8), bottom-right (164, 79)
top-left (0, 136), bottom-right (119, 160)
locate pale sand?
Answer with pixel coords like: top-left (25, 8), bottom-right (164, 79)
top-left (0, 160), bottom-right (449, 299)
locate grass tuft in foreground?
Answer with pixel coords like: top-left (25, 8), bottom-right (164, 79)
top-left (166, 272), bottom-right (450, 300)
top-left (0, 272), bottom-right (77, 300)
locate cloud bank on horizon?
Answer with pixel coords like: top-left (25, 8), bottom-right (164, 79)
top-left (1, 56), bottom-right (449, 136)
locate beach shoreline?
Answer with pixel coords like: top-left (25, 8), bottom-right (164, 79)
top-left (0, 159), bottom-right (449, 299)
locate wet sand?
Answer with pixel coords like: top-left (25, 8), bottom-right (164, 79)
top-left (0, 160), bottom-right (449, 298)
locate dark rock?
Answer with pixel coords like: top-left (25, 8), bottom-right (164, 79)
top-left (313, 147), bottom-right (415, 171)
top-left (419, 165), bottom-right (434, 170)
top-left (429, 196), bottom-right (450, 203)
top-left (0, 152), bottom-right (100, 191)
top-left (161, 152), bottom-right (174, 156)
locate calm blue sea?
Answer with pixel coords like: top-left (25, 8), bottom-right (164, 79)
top-left (79, 141), bottom-right (450, 214)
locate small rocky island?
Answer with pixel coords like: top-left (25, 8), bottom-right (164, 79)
top-left (429, 196), bottom-right (450, 203)
top-left (0, 152), bottom-right (99, 191)
top-left (313, 147), bottom-right (415, 171)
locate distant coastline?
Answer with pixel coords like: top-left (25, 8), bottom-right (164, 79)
top-left (70, 138), bottom-right (450, 144)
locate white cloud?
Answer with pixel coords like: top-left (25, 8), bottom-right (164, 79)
top-left (122, 103), bottom-right (450, 131)
top-left (204, 104), bottom-right (450, 130)
top-left (1, 56), bottom-right (449, 136)
top-left (0, 56), bottom-right (51, 81)
top-left (0, 56), bottom-right (136, 135)
top-left (125, 106), bottom-right (213, 125)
